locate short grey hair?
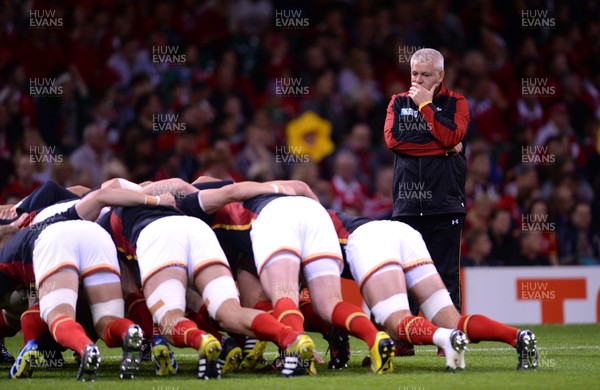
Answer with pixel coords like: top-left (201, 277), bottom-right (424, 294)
top-left (410, 48), bottom-right (444, 73)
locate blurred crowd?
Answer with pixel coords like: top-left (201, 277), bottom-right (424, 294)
top-left (0, 0), bottom-right (599, 266)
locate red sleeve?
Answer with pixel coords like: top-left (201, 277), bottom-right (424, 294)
top-left (419, 92), bottom-right (469, 148)
top-left (384, 95), bottom-right (448, 156)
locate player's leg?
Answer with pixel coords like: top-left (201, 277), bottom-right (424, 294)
top-left (135, 216), bottom-right (216, 372)
top-left (10, 299), bottom-right (67, 379)
top-left (370, 220), bottom-right (468, 369)
top-left (37, 270), bottom-right (100, 381)
top-left (143, 267), bottom-right (222, 379)
top-left (84, 273), bottom-right (142, 379)
top-left (193, 264), bottom-right (304, 374)
top-left (364, 265), bottom-right (467, 370)
top-left (185, 287), bottom-right (244, 374)
top-left (32, 222), bottom-right (101, 381)
top-left (235, 267), bottom-right (273, 372)
top-left (249, 199), bottom-right (317, 375)
top-left (187, 218), bottom-right (310, 376)
top-left (78, 223), bottom-right (144, 379)
top-left (298, 202), bottom-right (394, 375)
top-left (250, 199), bottom-right (307, 333)
top-left (120, 260), bottom-right (176, 375)
top-left (137, 233), bottom-right (216, 381)
top-left (7, 306), bottom-right (45, 379)
top-left (120, 260), bottom-right (154, 364)
top-left (410, 269), bottom-right (538, 370)
top-left (414, 214), bottom-right (463, 312)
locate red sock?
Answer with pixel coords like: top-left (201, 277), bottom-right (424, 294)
top-left (186, 305), bottom-right (223, 342)
top-left (300, 301), bottom-right (330, 337)
top-left (250, 312), bottom-right (298, 349)
top-left (254, 300), bottom-right (273, 312)
top-left (331, 302), bottom-right (377, 348)
top-left (21, 305), bottom-right (49, 343)
top-left (458, 314), bottom-right (519, 347)
top-left (50, 316), bottom-right (93, 356)
top-left (103, 318), bottom-right (135, 348)
top-left (273, 298), bottom-right (304, 332)
top-left (171, 319), bottom-right (205, 350)
top-left (397, 316), bottom-right (438, 345)
top-left (0, 311), bottom-right (19, 338)
top-left (125, 292), bottom-right (153, 341)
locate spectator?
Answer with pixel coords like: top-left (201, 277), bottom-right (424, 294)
top-left (302, 69), bottom-right (346, 143)
top-left (235, 124), bottom-right (282, 181)
top-left (525, 199), bottom-right (559, 266)
top-left (0, 154), bottom-right (41, 204)
top-left (558, 202), bottom-right (600, 265)
top-left (16, 127), bottom-right (55, 183)
top-left (465, 193), bottom-right (494, 232)
top-left (339, 122), bottom-right (381, 190)
top-left (106, 38), bottom-right (157, 88)
top-left (362, 166), bottom-right (393, 219)
top-left (69, 123), bottom-right (112, 188)
top-left (196, 139), bottom-right (243, 182)
top-left (512, 232), bottom-right (552, 266)
top-left (329, 150), bottom-right (369, 215)
top-left (488, 207), bottom-right (519, 265)
top-left (534, 103), bottom-right (577, 156)
top-left (461, 229), bottom-right (498, 267)
top-left (466, 150), bottom-right (501, 204)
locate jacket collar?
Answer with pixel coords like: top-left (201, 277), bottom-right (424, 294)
top-left (434, 81), bottom-right (447, 98)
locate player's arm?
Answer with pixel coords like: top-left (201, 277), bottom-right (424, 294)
top-left (141, 178), bottom-right (199, 197)
top-left (75, 187), bottom-right (175, 221)
top-left (66, 185), bottom-right (91, 197)
top-left (192, 175), bottom-right (224, 185)
top-left (14, 181), bottom-right (81, 216)
top-left (269, 180), bottom-right (320, 202)
top-left (198, 181), bottom-right (284, 214)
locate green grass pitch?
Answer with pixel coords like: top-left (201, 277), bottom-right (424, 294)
top-left (1, 324), bottom-right (599, 389)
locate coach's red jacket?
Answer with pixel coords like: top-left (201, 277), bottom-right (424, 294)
top-left (384, 82), bottom-right (469, 217)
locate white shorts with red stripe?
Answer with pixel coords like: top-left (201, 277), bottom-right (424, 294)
top-left (33, 220), bottom-right (120, 287)
top-left (136, 215), bottom-right (229, 287)
top-left (250, 196), bottom-right (343, 275)
top-left (345, 220), bottom-right (434, 289)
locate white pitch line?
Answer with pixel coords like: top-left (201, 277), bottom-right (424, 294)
top-left (96, 345), bottom-right (600, 360)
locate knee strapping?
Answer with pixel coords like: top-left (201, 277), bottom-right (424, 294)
top-left (420, 289), bottom-right (453, 320)
top-left (145, 279), bottom-right (186, 325)
top-left (90, 299), bottom-right (124, 326)
top-left (303, 258), bottom-right (340, 282)
top-left (370, 293), bottom-right (409, 326)
top-left (83, 271), bottom-right (121, 287)
top-left (39, 289), bottom-right (78, 323)
top-left (264, 252), bottom-right (301, 270)
top-left (202, 276), bottom-right (239, 319)
top-left (405, 263), bottom-right (437, 289)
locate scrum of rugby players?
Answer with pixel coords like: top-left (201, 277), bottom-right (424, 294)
top-left (0, 177), bottom-right (538, 381)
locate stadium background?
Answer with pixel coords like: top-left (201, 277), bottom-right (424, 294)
top-left (0, 0), bottom-right (599, 322)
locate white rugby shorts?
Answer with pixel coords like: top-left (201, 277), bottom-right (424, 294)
top-left (345, 220), bottom-right (434, 289)
top-left (135, 215), bottom-right (229, 287)
top-left (250, 196), bottom-right (343, 274)
top-left (33, 220), bottom-right (120, 287)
